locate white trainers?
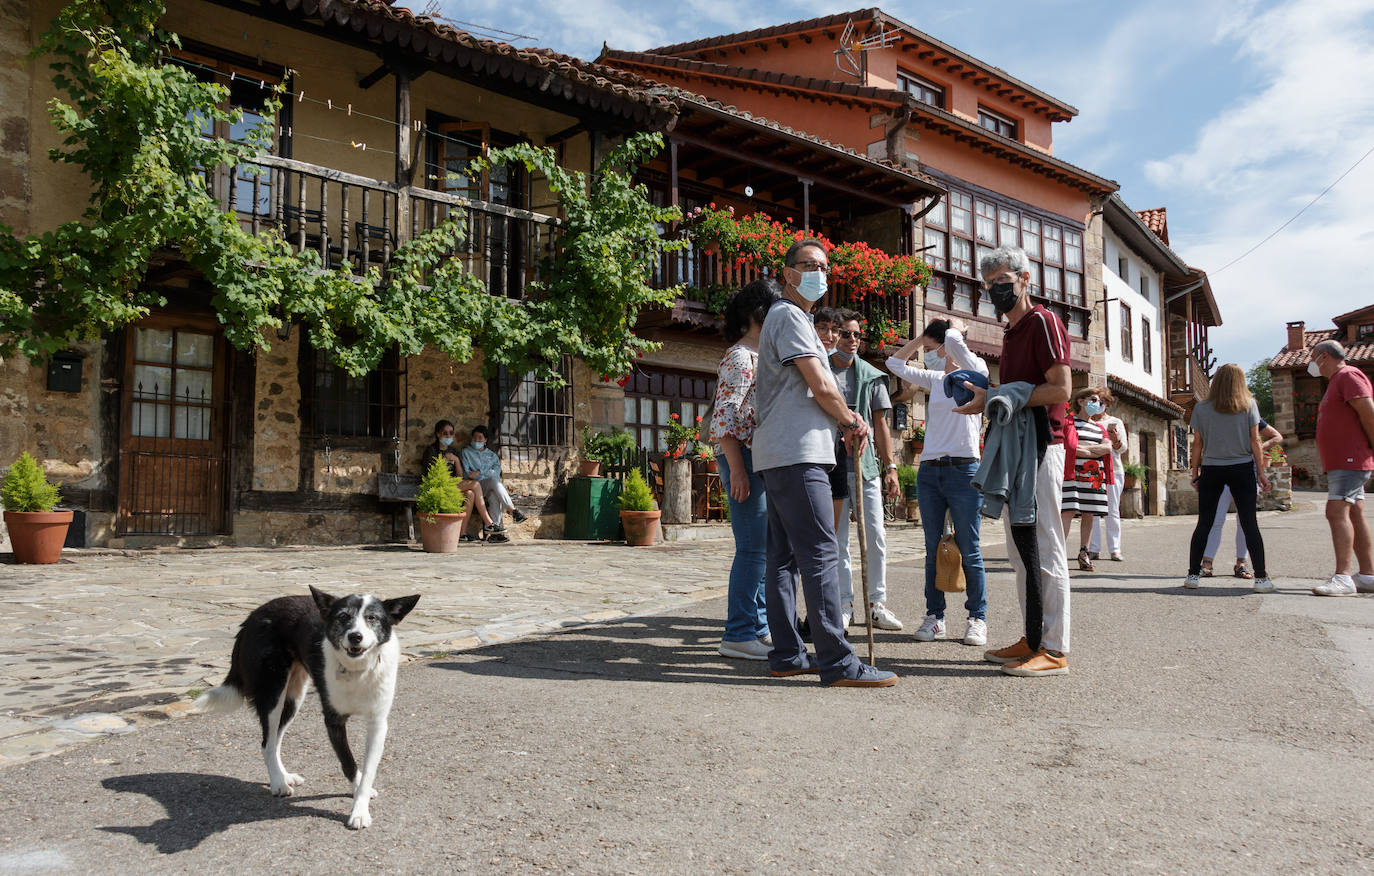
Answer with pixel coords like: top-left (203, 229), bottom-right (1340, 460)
top-left (963, 617), bottom-right (988, 646)
top-left (1184, 575), bottom-right (1200, 589)
top-left (871, 603), bottom-right (903, 631)
top-left (1354, 573), bottom-right (1374, 593)
top-left (1252, 577), bottom-right (1276, 593)
top-left (841, 607), bottom-right (854, 628)
top-left (912, 614), bottom-right (946, 642)
top-left (1313, 574), bottom-right (1356, 597)
top-left (718, 637), bottom-right (772, 660)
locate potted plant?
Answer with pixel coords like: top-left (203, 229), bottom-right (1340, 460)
top-left (414, 457), bottom-right (467, 553)
top-left (618, 468), bottom-right (661, 546)
top-left (580, 426), bottom-right (609, 477)
top-left (909, 420), bottom-right (926, 455)
top-left (2, 452), bottom-right (72, 565)
top-left (1122, 461), bottom-right (1148, 490)
top-left (897, 463), bottom-right (920, 521)
top-left (663, 412), bottom-right (701, 460)
top-left (698, 445), bottom-right (717, 473)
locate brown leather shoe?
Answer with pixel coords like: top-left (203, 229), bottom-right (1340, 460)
top-left (983, 636), bottom-right (1032, 665)
top-left (1000, 649), bottom-right (1069, 677)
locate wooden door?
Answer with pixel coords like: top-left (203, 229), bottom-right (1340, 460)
top-left (116, 316), bottom-right (231, 536)
top-left (1139, 430), bottom-right (1157, 516)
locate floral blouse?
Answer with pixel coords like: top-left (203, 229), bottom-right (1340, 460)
top-left (708, 343), bottom-right (759, 448)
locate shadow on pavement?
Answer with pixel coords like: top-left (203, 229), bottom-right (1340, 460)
top-left (98, 773), bottom-right (345, 853)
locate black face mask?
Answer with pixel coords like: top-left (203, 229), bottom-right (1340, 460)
top-left (987, 281), bottom-right (1020, 315)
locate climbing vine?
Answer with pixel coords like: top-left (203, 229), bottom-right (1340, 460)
top-left (0, 0), bottom-right (681, 385)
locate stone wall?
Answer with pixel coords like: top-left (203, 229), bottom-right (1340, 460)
top-left (1107, 402), bottom-right (1172, 516)
top-left (251, 332), bottom-right (302, 492)
top-left (232, 510), bottom-right (390, 547)
top-left (0, 0), bottom-right (32, 236)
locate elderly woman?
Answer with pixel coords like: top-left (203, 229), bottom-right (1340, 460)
top-left (1061, 388), bottom-right (1114, 572)
top-left (1087, 389), bottom-right (1127, 562)
top-left (710, 278), bottom-right (782, 660)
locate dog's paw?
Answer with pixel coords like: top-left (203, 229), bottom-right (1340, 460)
top-left (346, 806), bottom-right (372, 830)
top-left (269, 774), bottom-right (304, 797)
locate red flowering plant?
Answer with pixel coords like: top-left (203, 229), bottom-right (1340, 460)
top-left (663, 412), bottom-right (704, 458)
top-left (862, 313), bottom-right (910, 353)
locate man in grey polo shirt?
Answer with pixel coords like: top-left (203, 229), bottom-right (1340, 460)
top-left (752, 238), bottom-right (897, 688)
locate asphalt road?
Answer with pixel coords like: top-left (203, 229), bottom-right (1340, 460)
top-left (0, 497), bottom-right (1371, 874)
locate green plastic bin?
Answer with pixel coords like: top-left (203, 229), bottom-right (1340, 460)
top-left (563, 476), bottom-right (623, 540)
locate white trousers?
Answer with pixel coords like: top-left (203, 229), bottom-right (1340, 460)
top-left (1089, 476), bottom-right (1123, 556)
top-left (1203, 485), bottom-right (1247, 561)
top-left (1004, 444), bottom-right (1071, 654)
top-left (837, 474), bottom-right (888, 608)
top-left (479, 476), bottom-right (514, 526)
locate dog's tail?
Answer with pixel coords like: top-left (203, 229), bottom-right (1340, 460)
top-left (190, 682), bottom-right (246, 714)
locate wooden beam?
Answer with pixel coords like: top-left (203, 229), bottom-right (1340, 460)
top-left (358, 63), bottom-right (389, 90)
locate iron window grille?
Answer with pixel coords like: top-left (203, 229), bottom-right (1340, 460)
top-left (300, 341), bottom-right (406, 440)
top-left (490, 358), bottom-right (575, 462)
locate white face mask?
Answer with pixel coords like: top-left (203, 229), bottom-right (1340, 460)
top-left (796, 270), bottom-right (827, 301)
top-left (438, 436), bottom-right (453, 448)
top-left (923, 351), bottom-right (946, 371)
top-left (471, 441), bottom-right (486, 451)
top-left (1307, 359), bottom-right (1323, 378)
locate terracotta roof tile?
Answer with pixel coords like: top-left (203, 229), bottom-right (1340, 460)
top-left (1106, 375), bottom-right (1186, 418)
top-left (1270, 328), bottom-right (1374, 368)
top-left (1135, 207), bottom-right (1168, 245)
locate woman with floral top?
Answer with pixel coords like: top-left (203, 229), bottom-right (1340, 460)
top-left (710, 278), bottom-right (782, 660)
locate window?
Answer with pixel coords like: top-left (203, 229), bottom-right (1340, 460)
top-left (490, 359), bottom-right (574, 459)
top-left (624, 368), bottom-right (716, 453)
top-left (974, 200), bottom-right (997, 244)
top-left (1064, 271), bottom-right (1083, 307)
top-left (948, 192), bottom-right (972, 235)
top-left (1043, 266), bottom-right (1062, 301)
top-left (1117, 256), bottom-right (1129, 281)
top-left (1360, 324), bottom-right (1374, 340)
top-left (1294, 375), bottom-right (1322, 436)
top-left (1063, 230), bottom-right (1082, 271)
top-left (951, 280), bottom-right (974, 314)
top-left (1027, 261), bottom-right (1041, 296)
top-left (1043, 225), bottom-right (1062, 264)
top-left (1021, 216), bottom-right (1040, 259)
top-left (949, 237), bottom-right (973, 275)
top-left (1120, 303), bottom-right (1134, 362)
top-left (977, 107), bottom-right (1018, 139)
top-left (897, 70), bottom-right (945, 108)
top-left (998, 208), bottom-right (1019, 246)
top-left (923, 228), bottom-right (946, 271)
top-left (303, 342), bottom-right (404, 439)
top-left (130, 327), bottom-right (217, 440)
top-left (1139, 274), bottom-right (1151, 302)
top-left (924, 196), bottom-right (946, 229)
top-left (1142, 317), bottom-right (1153, 373)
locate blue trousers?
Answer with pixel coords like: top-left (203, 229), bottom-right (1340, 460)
top-left (917, 460), bottom-right (988, 620)
top-left (717, 448), bottom-right (769, 643)
top-left (760, 463), bottom-right (859, 683)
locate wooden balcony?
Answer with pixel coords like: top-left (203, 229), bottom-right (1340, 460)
top-left (219, 155), bottom-right (561, 298)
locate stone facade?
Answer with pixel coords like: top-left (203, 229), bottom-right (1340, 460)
top-left (251, 332), bottom-right (302, 492)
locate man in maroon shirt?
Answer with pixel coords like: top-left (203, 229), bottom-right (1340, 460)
top-left (1308, 340), bottom-right (1374, 596)
top-left (955, 244), bottom-right (1073, 676)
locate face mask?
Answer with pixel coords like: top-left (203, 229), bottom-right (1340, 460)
top-left (438, 436), bottom-right (453, 448)
top-left (1083, 401), bottom-right (1105, 417)
top-left (471, 441), bottom-right (486, 451)
top-left (988, 280), bottom-right (1019, 315)
top-left (832, 349), bottom-right (855, 365)
top-left (796, 269), bottom-right (827, 301)
top-left (1307, 360), bottom-right (1322, 378)
top-left (923, 351), bottom-right (946, 371)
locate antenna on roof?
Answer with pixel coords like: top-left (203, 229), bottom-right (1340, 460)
top-left (419, 1), bottom-right (539, 43)
top-left (834, 18), bottom-right (902, 80)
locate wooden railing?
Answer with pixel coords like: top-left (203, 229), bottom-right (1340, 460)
top-left (222, 155), bottom-right (560, 297)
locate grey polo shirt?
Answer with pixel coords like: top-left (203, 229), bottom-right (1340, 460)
top-left (752, 299), bottom-right (838, 473)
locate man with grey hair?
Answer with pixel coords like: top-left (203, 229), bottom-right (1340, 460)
top-left (954, 244), bottom-right (1073, 676)
top-left (1308, 339), bottom-right (1374, 596)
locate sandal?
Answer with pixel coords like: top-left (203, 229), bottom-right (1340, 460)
top-left (1233, 561), bottom-right (1254, 580)
top-left (1077, 548), bottom-right (1095, 572)
top-left (1200, 559), bottom-right (1215, 578)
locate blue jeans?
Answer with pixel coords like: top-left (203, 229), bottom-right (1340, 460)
top-left (717, 448), bottom-right (769, 643)
top-left (917, 460), bottom-right (987, 619)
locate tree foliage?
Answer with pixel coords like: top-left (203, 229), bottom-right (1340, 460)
top-left (1247, 358), bottom-right (1274, 423)
top-left (0, 0), bottom-right (680, 385)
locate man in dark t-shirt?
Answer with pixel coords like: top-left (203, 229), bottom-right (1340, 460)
top-left (954, 244), bottom-right (1073, 677)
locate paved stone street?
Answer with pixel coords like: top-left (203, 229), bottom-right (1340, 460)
top-left (0, 498), bottom-right (1372, 873)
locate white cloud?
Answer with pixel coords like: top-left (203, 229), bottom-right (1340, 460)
top-left (1141, 0), bottom-right (1374, 368)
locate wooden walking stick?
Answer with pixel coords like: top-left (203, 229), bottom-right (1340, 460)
top-left (851, 434), bottom-right (876, 665)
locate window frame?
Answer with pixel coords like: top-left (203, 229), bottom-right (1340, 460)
top-left (299, 339), bottom-right (406, 443)
top-left (489, 358), bottom-right (576, 462)
top-left (1120, 302), bottom-right (1134, 362)
top-left (976, 106), bottom-right (1018, 139)
top-left (1142, 316), bottom-right (1153, 373)
top-left (623, 367), bottom-right (717, 453)
top-left (896, 69), bottom-right (946, 109)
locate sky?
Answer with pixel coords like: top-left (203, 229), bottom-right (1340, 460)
top-left (428, 0), bottom-right (1374, 372)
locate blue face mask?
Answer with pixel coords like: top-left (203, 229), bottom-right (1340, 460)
top-left (796, 269), bottom-right (827, 301)
top-left (832, 349), bottom-right (855, 365)
top-left (1083, 401), bottom-right (1104, 417)
top-left (438, 436), bottom-right (453, 447)
top-left (471, 441), bottom-right (485, 451)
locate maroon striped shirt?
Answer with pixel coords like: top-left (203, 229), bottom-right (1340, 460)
top-left (1000, 305), bottom-right (1071, 444)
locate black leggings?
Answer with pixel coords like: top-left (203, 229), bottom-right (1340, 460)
top-left (1189, 462), bottom-right (1266, 577)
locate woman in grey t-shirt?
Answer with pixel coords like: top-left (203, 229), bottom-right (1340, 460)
top-left (1184, 364), bottom-right (1273, 591)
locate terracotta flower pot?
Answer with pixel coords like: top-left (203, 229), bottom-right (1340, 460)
top-left (579, 459), bottom-right (603, 478)
top-left (904, 499), bottom-right (921, 522)
top-left (910, 440), bottom-right (925, 455)
top-left (1123, 476), bottom-right (1139, 489)
top-left (4, 510), bottom-right (73, 564)
top-left (417, 512), bottom-right (465, 553)
top-left (704, 459), bottom-right (718, 474)
top-left (619, 510), bottom-right (662, 546)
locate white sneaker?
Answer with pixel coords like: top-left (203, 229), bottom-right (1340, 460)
top-left (1184, 575), bottom-right (1200, 590)
top-left (841, 607), bottom-right (854, 628)
top-left (963, 617), bottom-right (988, 646)
top-left (1313, 574), bottom-right (1356, 597)
top-left (871, 603), bottom-right (903, 631)
top-left (1252, 577), bottom-right (1276, 594)
top-left (718, 638), bottom-right (771, 660)
top-left (1354, 573), bottom-right (1374, 593)
top-left (912, 614), bottom-right (946, 642)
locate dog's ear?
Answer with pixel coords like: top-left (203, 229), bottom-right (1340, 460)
top-left (383, 594), bottom-right (420, 624)
top-left (309, 585), bottom-right (337, 616)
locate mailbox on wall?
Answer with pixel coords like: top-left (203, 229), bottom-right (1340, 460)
top-left (47, 350), bottom-right (85, 393)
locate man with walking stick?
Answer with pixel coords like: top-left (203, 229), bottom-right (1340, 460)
top-left (752, 239), bottom-right (896, 687)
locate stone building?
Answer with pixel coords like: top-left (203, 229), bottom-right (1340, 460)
top-left (1269, 307), bottom-right (1374, 490)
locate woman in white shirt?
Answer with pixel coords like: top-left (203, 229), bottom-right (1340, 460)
top-left (887, 319), bottom-right (991, 647)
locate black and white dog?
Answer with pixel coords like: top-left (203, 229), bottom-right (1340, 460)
top-left (192, 585), bottom-right (420, 829)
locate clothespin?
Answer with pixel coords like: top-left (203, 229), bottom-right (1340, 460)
top-left (327, 98), bottom-right (333, 110)
top-left (347, 103), bottom-right (353, 116)
top-left (298, 90), bottom-right (305, 102)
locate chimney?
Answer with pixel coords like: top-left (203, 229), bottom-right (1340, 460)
top-left (1286, 321), bottom-right (1305, 351)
